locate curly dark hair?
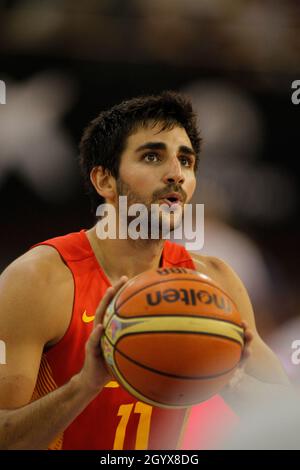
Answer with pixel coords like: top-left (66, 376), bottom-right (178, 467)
top-left (78, 90), bottom-right (201, 212)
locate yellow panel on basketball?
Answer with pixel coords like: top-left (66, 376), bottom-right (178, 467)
top-left (101, 267), bottom-right (244, 409)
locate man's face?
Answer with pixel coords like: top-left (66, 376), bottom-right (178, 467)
top-left (115, 122), bottom-right (197, 234)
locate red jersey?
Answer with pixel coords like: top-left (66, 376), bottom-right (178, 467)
top-left (31, 230), bottom-right (236, 450)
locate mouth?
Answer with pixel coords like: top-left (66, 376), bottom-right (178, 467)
top-left (158, 193), bottom-right (183, 207)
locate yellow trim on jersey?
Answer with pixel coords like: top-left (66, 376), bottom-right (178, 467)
top-left (31, 355), bottom-right (64, 449)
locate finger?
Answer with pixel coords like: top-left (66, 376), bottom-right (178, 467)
top-left (87, 324), bottom-right (104, 354)
top-left (243, 328), bottom-right (254, 343)
top-left (241, 321), bottom-right (254, 341)
top-left (94, 276), bottom-right (128, 327)
top-left (241, 320), bottom-right (249, 332)
top-left (244, 330), bottom-right (254, 342)
top-left (112, 275), bottom-right (129, 292)
top-left (88, 325), bottom-right (115, 377)
top-left (93, 287), bottom-right (115, 327)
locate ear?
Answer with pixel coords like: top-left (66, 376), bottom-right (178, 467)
top-left (90, 166), bottom-right (116, 203)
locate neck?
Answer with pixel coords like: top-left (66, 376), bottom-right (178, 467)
top-left (86, 226), bottom-right (165, 284)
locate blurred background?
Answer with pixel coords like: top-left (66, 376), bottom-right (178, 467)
top-left (0, 0), bottom-right (299, 389)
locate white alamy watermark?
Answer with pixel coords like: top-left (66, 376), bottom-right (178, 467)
top-left (291, 80), bottom-right (300, 105)
top-left (291, 339), bottom-right (300, 365)
top-left (0, 340), bottom-right (6, 365)
top-left (0, 80), bottom-right (6, 104)
top-left (95, 196), bottom-right (204, 250)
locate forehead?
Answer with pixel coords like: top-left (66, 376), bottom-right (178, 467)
top-left (125, 122), bottom-right (192, 150)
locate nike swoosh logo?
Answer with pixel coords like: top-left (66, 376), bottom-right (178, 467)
top-left (82, 310), bottom-right (95, 323)
top-left (104, 381), bottom-right (119, 388)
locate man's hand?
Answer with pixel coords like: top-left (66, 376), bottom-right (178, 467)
top-left (240, 321), bottom-right (254, 364)
top-left (78, 276), bottom-right (128, 394)
top-left (223, 321), bottom-right (254, 392)
top-left (220, 321), bottom-right (293, 415)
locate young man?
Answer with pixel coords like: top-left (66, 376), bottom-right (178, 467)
top-left (0, 92), bottom-right (289, 450)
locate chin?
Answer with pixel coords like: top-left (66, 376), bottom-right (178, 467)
top-left (157, 212), bottom-right (183, 238)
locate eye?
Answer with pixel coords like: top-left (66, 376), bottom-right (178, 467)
top-left (179, 156), bottom-right (193, 167)
top-left (143, 152), bottom-right (160, 163)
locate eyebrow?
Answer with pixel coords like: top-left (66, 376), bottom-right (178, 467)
top-left (135, 141), bottom-right (196, 158)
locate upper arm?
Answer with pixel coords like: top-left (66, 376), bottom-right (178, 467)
top-left (0, 248), bottom-right (73, 409)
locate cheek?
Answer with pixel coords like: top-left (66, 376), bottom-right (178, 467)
top-left (184, 175), bottom-right (196, 200)
top-left (118, 166), bottom-right (155, 197)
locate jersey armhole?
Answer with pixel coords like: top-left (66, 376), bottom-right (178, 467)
top-left (35, 243), bottom-right (76, 353)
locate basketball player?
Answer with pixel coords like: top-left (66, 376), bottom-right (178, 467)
top-left (0, 92), bottom-right (289, 450)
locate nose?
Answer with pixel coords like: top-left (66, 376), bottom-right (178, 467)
top-left (162, 157), bottom-right (185, 185)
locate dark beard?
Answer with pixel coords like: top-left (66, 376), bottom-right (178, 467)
top-left (116, 178), bottom-right (185, 239)
top-left (116, 179), bottom-right (152, 209)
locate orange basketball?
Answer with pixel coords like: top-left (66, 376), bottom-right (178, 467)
top-left (101, 267), bottom-right (244, 408)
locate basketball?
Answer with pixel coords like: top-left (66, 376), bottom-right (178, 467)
top-left (101, 267), bottom-right (244, 408)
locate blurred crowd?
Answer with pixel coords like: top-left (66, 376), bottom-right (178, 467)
top-left (0, 0), bottom-right (299, 80)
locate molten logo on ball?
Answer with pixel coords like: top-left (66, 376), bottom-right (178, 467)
top-left (146, 288), bottom-right (233, 312)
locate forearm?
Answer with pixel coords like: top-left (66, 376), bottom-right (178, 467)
top-left (0, 373), bottom-right (100, 450)
top-left (244, 335), bottom-right (290, 385)
top-left (221, 338), bottom-right (292, 415)
top-left (221, 371), bottom-right (293, 414)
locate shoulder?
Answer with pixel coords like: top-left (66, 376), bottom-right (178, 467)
top-left (190, 252), bottom-right (257, 331)
top-left (0, 245), bottom-right (73, 345)
top-left (1, 245), bottom-right (72, 298)
top-left (190, 251), bottom-right (243, 285)
top-left (190, 252), bottom-right (234, 280)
